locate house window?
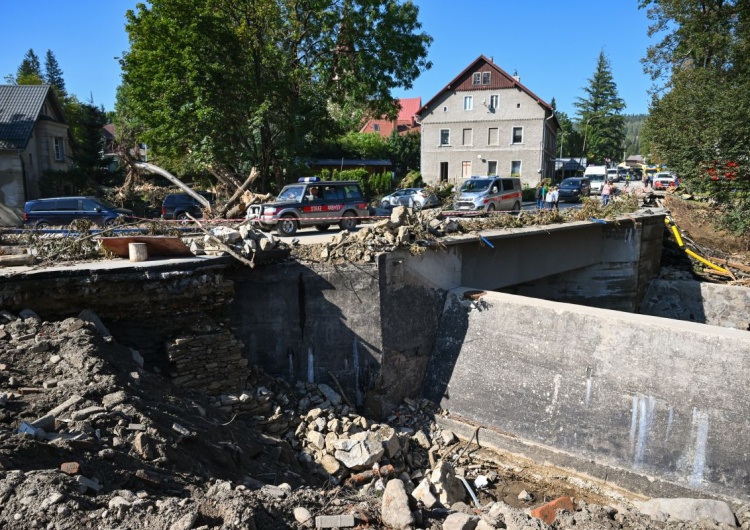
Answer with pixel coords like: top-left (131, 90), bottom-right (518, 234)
top-left (462, 161), bottom-right (472, 179)
top-left (488, 161), bottom-right (498, 176)
top-left (463, 96), bottom-right (473, 110)
top-left (489, 94), bottom-right (499, 111)
top-left (440, 162), bottom-right (449, 182)
top-left (482, 72), bottom-right (491, 85)
top-left (488, 128), bottom-right (499, 145)
top-left (512, 127), bottom-right (523, 144)
top-left (472, 72), bottom-right (481, 85)
top-left (439, 129), bottom-right (450, 146)
top-left (511, 160), bottom-right (522, 176)
top-left (462, 128), bottom-right (473, 146)
top-left (54, 137), bottom-right (65, 161)
top-left (373, 123), bottom-right (380, 132)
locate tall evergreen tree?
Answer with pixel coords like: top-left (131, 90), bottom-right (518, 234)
top-left (550, 98), bottom-right (581, 158)
top-left (44, 50), bottom-right (67, 98)
top-left (16, 49), bottom-right (43, 84)
top-left (573, 51), bottom-right (625, 165)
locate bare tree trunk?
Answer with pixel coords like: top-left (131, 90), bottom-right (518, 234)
top-left (217, 167), bottom-right (260, 216)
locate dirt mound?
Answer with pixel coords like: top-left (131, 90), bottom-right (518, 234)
top-left (665, 196), bottom-right (750, 259)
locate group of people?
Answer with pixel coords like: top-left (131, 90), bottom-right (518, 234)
top-left (535, 184), bottom-right (559, 210)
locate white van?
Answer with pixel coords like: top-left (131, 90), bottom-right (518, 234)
top-left (584, 166), bottom-right (608, 195)
top-left (606, 168), bottom-right (620, 182)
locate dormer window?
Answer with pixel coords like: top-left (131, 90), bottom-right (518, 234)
top-left (373, 123), bottom-right (380, 132)
top-left (482, 72), bottom-right (491, 85)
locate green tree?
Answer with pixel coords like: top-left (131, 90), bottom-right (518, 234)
top-left (44, 50), bottom-right (67, 98)
top-left (16, 49), bottom-right (43, 84)
top-left (117, 0), bottom-right (432, 193)
top-left (640, 0), bottom-right (750, 232)
top-left (550, 98), bottom-right (581, 158)
top-left (387, 129), bottom-right (420, 177)
top-left (339, 132), bottom-right (389, 160)
top-left (573, 51), bottom-right (625, 165)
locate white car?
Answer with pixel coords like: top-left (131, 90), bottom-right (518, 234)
top-left (653, 173), bottom-right (677, 190)
top-left (381, 188), bottom-right (440, 210)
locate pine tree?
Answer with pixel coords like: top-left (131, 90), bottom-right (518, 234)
top-left (573, 51), bottom-right (625, 165)
top-left (16, 49), bottom-right (43, 84)
top-left (44, 50), bottom-right (67, 98)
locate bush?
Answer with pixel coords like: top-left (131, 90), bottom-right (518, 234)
top-left (521, 185), bottom-right (536, 202)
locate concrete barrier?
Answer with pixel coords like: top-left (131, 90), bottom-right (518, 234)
top-left (423, 288), bottom-right (750, 500)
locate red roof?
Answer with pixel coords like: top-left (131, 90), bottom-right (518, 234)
top-left (359, 97), bottom-right (422, 137)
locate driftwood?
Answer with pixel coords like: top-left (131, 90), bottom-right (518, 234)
top-left (218, 167), bottom-right (260, 217)
top-left (0, 254), bottom-right (34, 267)
top-left (709, 257), bottom-right (750, 274)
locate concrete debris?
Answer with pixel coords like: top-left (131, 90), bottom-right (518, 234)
top-left (637, 498), bottom-right (737, 526)
top-left (183, 224), bottom-right (286, 260)
top-left (381, 478), bottom-right (415, 529)
top-left (0, 308), bottom-right (745, 530)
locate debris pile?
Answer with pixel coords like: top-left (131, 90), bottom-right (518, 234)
top-left (1, 309), bottom-right (748, 529)
top-left (184, 224), bottom-right (285, 257)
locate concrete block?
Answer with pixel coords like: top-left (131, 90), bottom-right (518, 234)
top-left (315, 514), bottom-right (355, 528)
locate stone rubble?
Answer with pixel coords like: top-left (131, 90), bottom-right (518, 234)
top-left (0, 309), bottom-right (746, 529)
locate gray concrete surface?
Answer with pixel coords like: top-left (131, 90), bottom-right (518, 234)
top-left (423, 288), bottom-right (750, 501)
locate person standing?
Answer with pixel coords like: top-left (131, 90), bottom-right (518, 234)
top-left (535, 183), bottom-right (544, 210)
top-left (601, 181), bottom-right (612, 206)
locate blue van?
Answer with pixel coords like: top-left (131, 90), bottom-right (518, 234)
top-left (23, 196), bottom-right (133, 228)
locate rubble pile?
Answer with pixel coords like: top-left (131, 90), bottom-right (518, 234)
top-left (0, 310), bottom-right (748, 529)
top-left (184, 224), bottom-right (286, 258)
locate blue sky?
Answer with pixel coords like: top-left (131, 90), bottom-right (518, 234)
top-left (1, 1), bottom-right (654, 117)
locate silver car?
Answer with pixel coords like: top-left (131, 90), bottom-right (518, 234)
top-left (381, 188), bottom-right (440, 210)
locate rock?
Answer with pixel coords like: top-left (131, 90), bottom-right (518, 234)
top-left (318, 454), bottom-right (341, 476)
top-left (638, 498), bottom-right (737, 526)
top-left (60, 462), bottom-right (80, 475)
top-left (307, 431), bottom-right (326, 450)
top-left (389, 206), bottom-right (408, 227)
top-left (19, 309), bottom-right (40, 321)
top-left (75, 475), bottom-right (102, 493)
top-left (318, 384), bottom-right (342, 406)
top-left (411, 478), bottom-right (438, 509)
top-left (443, 512), bottom-right (479, 530)
top-left (441, 429), bottom-right (457, 445)
top-left (413, 430), bottom-right (430, 449)
top-left (333, 431), bottom-right (385, 470)
top-left (169, 512), bottom-right (198, 530)
top-left (373, 425), bottom-right (400, 458)
top-left (473, 475), bottom-right (489, 489)
top-left (517, 489), bottom-right (532, 501)
top-left (70, 406), bottom-right (106, 421)
top-left (108, 496), bottom-right (132, 510)
top-left (77, 309), bottom-right (110, 337)
top-left (294, 507), bottom-right (313, 526)
top-left (133, 432), bottom-right (154, 460)
top-left (381, 479), bottom-right (415, 530)
top-left (102, 390), bottom-right (128, 408)
top-left (475, 520), bottom-right (495, 530)
top-left (431, 462), bottom-right (465, 506)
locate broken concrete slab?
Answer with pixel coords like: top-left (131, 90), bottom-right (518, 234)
top-left (637, 498), bottom-right (737, 527)
top-left (381, 478), bottom-right (414, 530)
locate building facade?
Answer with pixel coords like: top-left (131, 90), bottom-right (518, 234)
top-left (418, 56), bottom-right (558, 189)
top-left (0, 85), bottom-right (73, 208)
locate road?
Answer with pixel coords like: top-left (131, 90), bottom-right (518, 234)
top-left (275, 180), bottom-right (648, 245)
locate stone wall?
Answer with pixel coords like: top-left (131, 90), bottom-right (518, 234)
top-left (166, 330), bottom-right (249, 394)
top-left (641, 279), bottom-right (750, 330)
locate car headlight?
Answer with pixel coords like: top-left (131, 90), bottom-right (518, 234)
top-left (263, 207), bottom-right (278, 215)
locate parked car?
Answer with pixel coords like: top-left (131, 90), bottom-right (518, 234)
top-left (381, 188), bottom-right (440, 210)
top-left (557, 177), bottom-right (591, 202)
top-left (606, 168), bottom-right (621, 182)
top-left (453, 176), bottom-right (522, 212)
top-left (653, 172), bottom-right (678, 190)
top-left (161, 192), bottom-right (215, 220)
top-left (23, 197), bottom-right (133, 228)
top-left (247, 177), bottom-right (368, 237)
top-left (584, 166), bottom-right (607, 195)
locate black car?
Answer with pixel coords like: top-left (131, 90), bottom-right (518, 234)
top-left (557, 178), bottom-right (591, 203)
top-left (23, 197), bottom-right (133, 228)
top-left (161, 192), bottom-right (214, 221)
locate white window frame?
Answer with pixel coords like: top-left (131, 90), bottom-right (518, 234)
top-left (54, 137), bottom-right (65, 161)
top-left (487, 160), bottom-right (498, 176)
top-left (511, 126), bottom-right (523, 144)
top-left (463, 96), bottom-right (473, 110)
top-left (511, 160), bottom-right (522, 176)
top-left (462, 128), bottom-right (473, 146)
top-left (488, 127), bottom-right (499, 146)
top-left (472, 72), bottom-right (481, 85)
top-left (439, 129), bottom-right (450, 146)
top-left (482, 71), bottom-right (491, 85)
top-left (489, 94), bottom-right (499, 111)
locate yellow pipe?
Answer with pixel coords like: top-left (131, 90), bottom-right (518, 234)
top-left (670, 224), bottom-right (684, 247)
top-left (684, 248), bottom-right (730, 273)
